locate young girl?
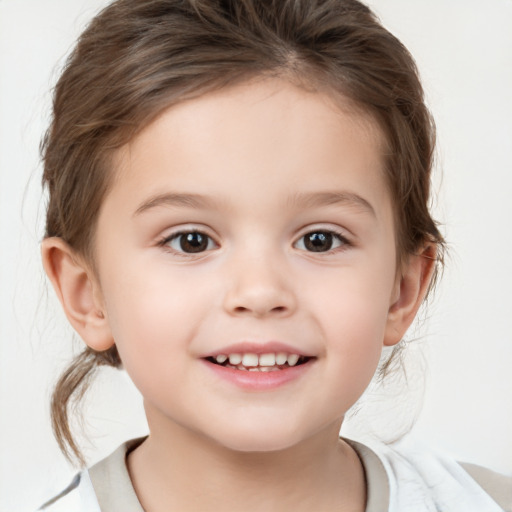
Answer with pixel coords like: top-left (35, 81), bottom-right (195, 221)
top-left (36, 0), bottom-right (510, 510)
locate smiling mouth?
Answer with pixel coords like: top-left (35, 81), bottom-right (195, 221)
top-left (205, 352), bottom-right (312, 372)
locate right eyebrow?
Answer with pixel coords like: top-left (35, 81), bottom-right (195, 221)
top-left (133, 192), bottom-right (219, 216)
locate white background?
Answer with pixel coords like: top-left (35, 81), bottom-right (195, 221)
top-left (1, 1), bottom-right (511, 510)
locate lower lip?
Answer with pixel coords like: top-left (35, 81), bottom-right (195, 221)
top-left (202, 359), bottom-right (315, 391)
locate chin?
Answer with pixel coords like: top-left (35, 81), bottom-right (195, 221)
top-left (226, 437), bottom-right (294, 453)
top-left (208, 421), bottom-right (307, 454)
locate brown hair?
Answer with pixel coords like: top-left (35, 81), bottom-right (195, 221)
top-left (42, 0), bottom-right (444, 464)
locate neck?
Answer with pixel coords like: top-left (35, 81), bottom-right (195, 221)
top-left (127, 408), bottom-right (366, 512)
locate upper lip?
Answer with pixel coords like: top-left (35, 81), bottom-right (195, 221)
top-left (201, 341), bottom-right (316, 358)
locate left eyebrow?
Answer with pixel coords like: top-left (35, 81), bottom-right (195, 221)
top-left (287, 191), bottom-right (376, 217)
top-left (133, 192), bottom-right (220, 216)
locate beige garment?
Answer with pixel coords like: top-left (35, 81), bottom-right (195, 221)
top-left (88, 438), bottom-right (145, 512)
top-left (459, 462), bottom-right (512, 512)
top-left (88, 437), bottom-right (511, 512)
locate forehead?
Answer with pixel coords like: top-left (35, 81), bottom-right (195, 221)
top-left (111, 78), bottom-right (388, 199)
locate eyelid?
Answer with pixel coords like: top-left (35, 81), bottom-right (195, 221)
top-left (157, 223), bottom-right (218, 241)
top-left (294, 223), bottom-right (352, 241)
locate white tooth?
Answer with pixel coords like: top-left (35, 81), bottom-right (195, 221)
top-left (216, 354), bottom-right (227, 364)
top-left (260, 366), bottom-right (274, 372)
top-left (242, 353), bottom-right (259, 367)
top-left (229, 353), bottom-right (242, 365)
top-left (259, 353), bottom-right (276, 366)
top-left (248, 368), bottom-right (259, 372)
top-left (237, 365), bottom-right (247, 371)
top-left (287, 354), bottom-right (300, 366)
top-left (276, 352), bottom-right (287, 365)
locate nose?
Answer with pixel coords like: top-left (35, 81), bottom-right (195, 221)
top-left (222, 253), bottom-right (296, 318)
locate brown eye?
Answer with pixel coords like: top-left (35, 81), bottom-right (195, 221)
top-left (180, 232), bottom-right (208, 252)
top-left (304, 232), bottom-right (334, 252)
top-left (295, 230), bottom-right (347, 253)
top-left (165, 231), bottom-right (215, 253)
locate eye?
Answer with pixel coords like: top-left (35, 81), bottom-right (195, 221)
top-left (295, 230), bottom-right (348, 253)
top-left (162, 231), bottom-right (217, 254)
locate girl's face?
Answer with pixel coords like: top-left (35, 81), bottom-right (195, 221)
top-left (92, 79), bottom-right (402, 451)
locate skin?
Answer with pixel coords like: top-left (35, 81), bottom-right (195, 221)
top-left (42, 78), bottom-right (435, 511)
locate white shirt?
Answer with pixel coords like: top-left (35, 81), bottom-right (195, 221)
top-left (38, 436), bottom-right (511, 512)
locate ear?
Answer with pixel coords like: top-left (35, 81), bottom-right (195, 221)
top-left (41, 237), bottom-right (115, 351)
top-left (384, 244), bottom-right (437, 347)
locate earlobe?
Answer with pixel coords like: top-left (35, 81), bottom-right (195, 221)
top-left (41, 237), bottom-right (115, 351)
top-left (384, 244), bottom-right (437, 347)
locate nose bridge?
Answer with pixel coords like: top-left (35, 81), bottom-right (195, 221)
top-left (222, 239), bottom-right (296, 317)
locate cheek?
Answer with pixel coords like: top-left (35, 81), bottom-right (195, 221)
top-left (308, 253), bottom-right (394, 337)
top-left (100, 267), bottom-right (200, 379)
top-left (309, 261), bottom-right (395, 388)
top-left (324, 294), bottom-right (387, 370)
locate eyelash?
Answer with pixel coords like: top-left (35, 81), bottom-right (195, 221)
top-left (157, 230), bottom-right (218, 257)
top-left (294, 228), bottom-right (351, 254)
top-left (157, 228), bottom-right (352, 256)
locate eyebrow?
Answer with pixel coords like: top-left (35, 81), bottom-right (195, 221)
top-left (134, 192), bottom-right (219, 216)
top-left (134, 190), bottom-right (376, 217)
top-left (287, 191), bottom-right (376, 217)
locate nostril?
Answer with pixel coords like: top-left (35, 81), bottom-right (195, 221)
top-left (232, 305), bottom-right (288, 316)
top-left (224, 286), bottom-right (296, 317)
